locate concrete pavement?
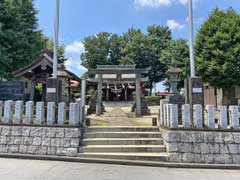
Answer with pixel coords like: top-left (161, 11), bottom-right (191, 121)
top-left (0, 158), bottom-right (240, 180)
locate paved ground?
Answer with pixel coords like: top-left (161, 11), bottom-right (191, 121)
top-left (0, 158), bottom-right (240, 180)
top-left (88, 102), bottom-right (157, 126)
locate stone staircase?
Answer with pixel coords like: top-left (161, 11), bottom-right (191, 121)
top-left (78, 126), bottom-right (169, 162)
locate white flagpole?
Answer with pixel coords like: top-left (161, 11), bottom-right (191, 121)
top-left (53, 0), bottom-right (60, 79)
top-left (188, 0), bottom-right (195, 77)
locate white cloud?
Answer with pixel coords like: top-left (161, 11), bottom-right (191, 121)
top-left (167, 19), bottom-right (185, 30)
top-left (134, 0), bottom-right (172, 8)
top-left (66, 41), bottom-right (85, 54)
top-left (179, 0), bottom-right (188, 5)
top-left (65, 40), bottom-right (87, 76)
top-left (65, 57), bottom-right (87, 74)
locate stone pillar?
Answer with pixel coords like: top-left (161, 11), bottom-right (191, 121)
top-left (58, 102), bottom-right (66, 125)
top-left (47, 102), bottom-right (55, 125)
top-left (193, 104), bottom-right (203, 128)
top-left (36, 102), bottom-right (45, 125)
top-left (182, 104), bottom-right (191, 128)
top-left (218, 105), bottom-right (228, 129)
top-left (25, 101), bottom-right (34, 124)
top-left (96, 74), bottom-right (103, 116)
top-left (170, 104), bottom-right (178, 128)
top-left (3, 100), bottom-right (13, 123)
top-left (185, 77), bottom-right (204, 124)
top-left (124, 87), bottom-right (127, 101)
top-left (206, 105), bottom-right (215, 129)
top-left (46, 78), bottom-right (62, 103)
top-left (30, 80), bottom-right (36, 101)
top-left (166, 104), bottom-right (171, 127)
top-left (80, 79), bottom-right (86, 124)
top-left (160, 100), bottom-right (167, 125)
top-left (69, 103), bottom-right (80, 126)
top-left (229, 106), bottom-right (239, 129)
top-left (0, 101), bottom-right (3, 122)
top-left (14, 101), bottom-right (24, 124)
top-left (135, 75), bottom-right (142, 117)
top-left (107, 88), bottom-right (109, 101)
top-left (163, 104), bottom-right (168, 126)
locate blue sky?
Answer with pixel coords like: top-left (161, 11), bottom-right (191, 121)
top-left (35, 0), bottom-right (240, 91)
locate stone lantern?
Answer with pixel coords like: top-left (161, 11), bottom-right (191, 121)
top-left (167, 66), bottom-right (182, 94)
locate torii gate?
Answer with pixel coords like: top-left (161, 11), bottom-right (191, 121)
top-left (88, 65), bottom-right (149, 117)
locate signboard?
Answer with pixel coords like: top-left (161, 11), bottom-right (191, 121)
top-left (193, 88), bottom-right (202, 93)
top-left (0, 81), bottom-right (25, 101)
top-left (47, 88), bottom-right (56, 93)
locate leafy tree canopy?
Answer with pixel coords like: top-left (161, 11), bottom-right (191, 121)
top-left (196, 8), bottom-right (240, 88)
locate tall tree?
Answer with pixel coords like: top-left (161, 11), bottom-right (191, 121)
top-left (0, 0), bottom-right (45, 80)
top-left (161, 39), bottom-right (190, 89)
top-left (42, 37), bottom-right (67, 64)
top-left (81, 32), bottom-right (111, 69)
top-left (195, 8), bottom-right (240, 88)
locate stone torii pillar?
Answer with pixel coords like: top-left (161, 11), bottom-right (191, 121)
top-left (135, 74), bottom-right (142, 117)
top-left (96, 74), bottom-right (103, 116)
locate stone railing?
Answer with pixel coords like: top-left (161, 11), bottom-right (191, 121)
top-left (0, 100), bottom-right (83, 126)
top-left (159, 102), bottom-right (240, 130)
top-left (159, 101), bottom-right (240, 164)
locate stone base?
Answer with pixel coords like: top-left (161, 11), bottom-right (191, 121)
top-left (87, 91), bottom-right (105, 115)
top-left (131, 96), bottom-right (151, 115)
top-left (161, 127), bottom-right (240, 164)
top-left (0, 125), bottom-right (81, 157)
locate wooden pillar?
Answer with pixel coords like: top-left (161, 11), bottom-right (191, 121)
top-left (96, 74), bottom-right (103, 116)
top-left (135, 75), bottom-right (142, 117)
top-left (30, 80), bottom-right (36, 101)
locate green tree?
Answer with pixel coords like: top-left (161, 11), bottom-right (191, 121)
top-left (42, 37), bottom-right (67, 64)
top-left (120, 26), bottom-right (172, 93)
top-left (81, 32), bottom-right (111, 69)
top-left (0, 0), bottom-right (45, 79)
top-left (161, 39), bottom-right (190, 89)
top-left (195, 8), bottom-right (240, 88)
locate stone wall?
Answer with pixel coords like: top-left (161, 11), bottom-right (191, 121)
top-left (161, 127), bottom-right (240, 164)
top-left (0, 125), bottom-right (80, 157)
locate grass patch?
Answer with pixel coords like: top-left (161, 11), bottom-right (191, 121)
top-left (129, 118), bottom-right (152, 126)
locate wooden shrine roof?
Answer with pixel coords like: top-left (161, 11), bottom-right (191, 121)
top-left (13, 49), bottom-right (80, 81)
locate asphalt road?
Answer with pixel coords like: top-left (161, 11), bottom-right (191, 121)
top-left (0, 158), bottom-right (239, 180)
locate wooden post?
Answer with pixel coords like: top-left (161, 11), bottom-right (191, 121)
top-left (96, 74), bottom-right (103, 116)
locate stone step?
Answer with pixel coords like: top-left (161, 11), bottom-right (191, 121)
top-left (80, 145), bottom-right (166, 153)
top-left (78, 152), bottom-right (169, 162)
top-left (82, 138), bottom-right (164, 145)
top-left (86, 126), bottom-right (159, 132)
top-left (84, 132), bottom-right (162, 139)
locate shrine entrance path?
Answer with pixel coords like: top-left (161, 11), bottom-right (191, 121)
top-left (87, 102), bottom-right (154, 126)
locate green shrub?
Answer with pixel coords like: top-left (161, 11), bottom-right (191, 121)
top-left (145, 96), bottom-right (163, 106)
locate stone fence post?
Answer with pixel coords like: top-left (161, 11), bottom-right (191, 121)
top-left (47, 102), bottom-right (55, 125)
top-left (182, 104), bottom-right (190, 128)
top-left (193, 104), bottom-right (203, 128)
top-left (218, 106), bottom-right (228, 129)
top-left (25, 101), bottom-right (34, 124)
top-left (206, 105), bottom-right (215, 129)
top-left (69, 103), bottom-right (80, 126)
top-left (14, 101), bottom-right (23, 124)
top-left (3, 100), bottom-right (13, 123)
top-left (229, 106), bottom-right (239, 129)
top-left (58, 102), bottom-right (66, 125)
top-left (170, 104), bottom-right (178, 128)
top-left (36, 102), bottom-right (45, 125)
